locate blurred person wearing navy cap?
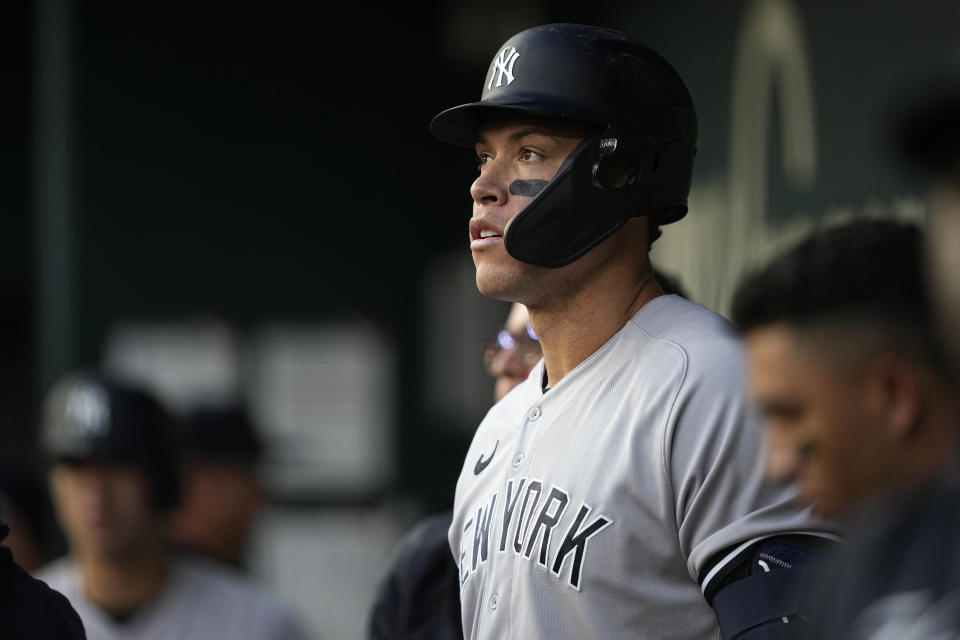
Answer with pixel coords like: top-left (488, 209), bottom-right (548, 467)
top-left (37, 372), bottom-right (308, 640)
top-left (168, 405), bottom-right (265, 569)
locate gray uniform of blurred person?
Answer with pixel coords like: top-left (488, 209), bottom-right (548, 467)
top-left (37, 372), bottom-right (308, 640)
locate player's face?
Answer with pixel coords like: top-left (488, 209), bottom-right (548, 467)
top-left (927, 178), bottom-right (960, 374)
top-left (487, 302), bottom-right (541, 402)
top-left (170, 461), bottom-right (262, 566)
top-left (50, 460), bottom-right (159, 561)
top-left (468, 114), bottom-right (584, 300)
top-left (746, 324), bottom-right (900, 519)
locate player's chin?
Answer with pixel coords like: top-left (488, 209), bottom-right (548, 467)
top-left (474, 263), bottom-right (522, 301)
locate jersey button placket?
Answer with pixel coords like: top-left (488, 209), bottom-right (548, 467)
top-left (489, 593), bottom-right (499, 610)
top-left (514, 406), bottom-right (541, 469)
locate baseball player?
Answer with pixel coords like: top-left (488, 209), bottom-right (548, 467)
top-left (168, 404), bottom-right (265, 570)
top-left (731, 219), bottom-right (956, 521)
top-left (36, 372), bottom-right (308, 640)
top-left (430, 24), bottom-right (836, 639)
top-left (731, 218), bottom-right (960, 638)
top-left (763, 57), bottom-right (960, 640)
top-left (485, 303), bottom-right (540, 404)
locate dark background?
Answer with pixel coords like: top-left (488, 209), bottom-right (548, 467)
top-left (5, 3), bottom-right (960, 636)
top-left (3, 0), bottom-right (958, 511)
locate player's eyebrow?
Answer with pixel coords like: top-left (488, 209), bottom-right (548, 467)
top-left (476, 127), bottom-right (569, 146)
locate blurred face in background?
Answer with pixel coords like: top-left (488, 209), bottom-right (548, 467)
top-left (50, 460), bottom-right (158, 562)
top-left (746, 324), bottom-right (906, 519)
top-left (485, 303), bottom-right (542, 402)
top-left (168, 460), bottom-right (262, 567)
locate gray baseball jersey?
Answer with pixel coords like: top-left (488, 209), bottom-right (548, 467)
top-left (450, 294), bottom-right (832, 639)
top-left (37, 554), bottom-right (307, 640)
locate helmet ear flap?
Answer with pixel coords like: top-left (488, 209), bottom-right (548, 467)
top-left (594, 152), bottom-right (651, 192)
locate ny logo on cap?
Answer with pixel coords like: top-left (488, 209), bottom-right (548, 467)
top-left (65, 383), bottom-right (111, 439)
top-left (488, 46), bottom-right (520, 90)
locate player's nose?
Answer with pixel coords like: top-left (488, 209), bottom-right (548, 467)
top-left (470, 161), bottom-right (509, 206)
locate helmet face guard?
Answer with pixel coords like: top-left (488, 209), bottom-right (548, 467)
top-left (431, 24), bottom-right (698, 268)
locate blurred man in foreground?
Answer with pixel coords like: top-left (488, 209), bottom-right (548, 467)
top-left (732, 217), bottom-right (960, 639)
top-left (774, 57), bottom-right (960, 640)
top-left (37, 372), bottom-right (307, 639)
top-left (733, 219), bottom-right (957, 520)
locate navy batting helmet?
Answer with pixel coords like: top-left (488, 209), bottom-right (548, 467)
top-left (40, 372), bottom-right (181, 510)
top-left (431, 23), bottom-right (698, 268)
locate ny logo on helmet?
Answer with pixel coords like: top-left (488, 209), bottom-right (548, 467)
top-left (488, 46), bottom-right (520, 90)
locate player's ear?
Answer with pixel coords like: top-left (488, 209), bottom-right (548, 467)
top-left (865, 351), bottom-right (923, 442)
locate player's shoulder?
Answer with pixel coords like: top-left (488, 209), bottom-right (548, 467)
top-left (33, 555), bottom-right (77, 593)
top-left (171, 554), bottom-right (301, 624)
top-left (628, 294), bottom-right (736, 341)
top-left (626, 294), bottom-right (744, 373)
top-left (1, 552), bottom-right (86, 640)
top-left (484, 360), bottom-right (544, 416)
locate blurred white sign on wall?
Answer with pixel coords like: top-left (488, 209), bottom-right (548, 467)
top-left (248, 321), bottom-right (397, 496)
top-left (102, 317), bottom-right (397, 496)
top-left (102, 318), bottom-right (243, 414)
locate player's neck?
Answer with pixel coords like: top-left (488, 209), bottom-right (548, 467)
top-left (79, 541), bottom-right (168, 617)
top-left (529, 263), bottom-right (662, 389)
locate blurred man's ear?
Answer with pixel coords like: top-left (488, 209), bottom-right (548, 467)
top-left (866, 352), bottom-right (924, 442)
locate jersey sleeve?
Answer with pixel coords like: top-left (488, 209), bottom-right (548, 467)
top-left (663, 336), bottom-right (824, 590)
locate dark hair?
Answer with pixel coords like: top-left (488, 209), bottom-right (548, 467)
top-left (731, 219), bottom-right (938, 362)
top-left (180, 405), bottom-right (264, 464)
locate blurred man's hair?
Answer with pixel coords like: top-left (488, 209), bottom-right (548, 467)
top-left (731, 219), bottom-right (942, 367)
top-left (179, 405), bottom-right (263, 465)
